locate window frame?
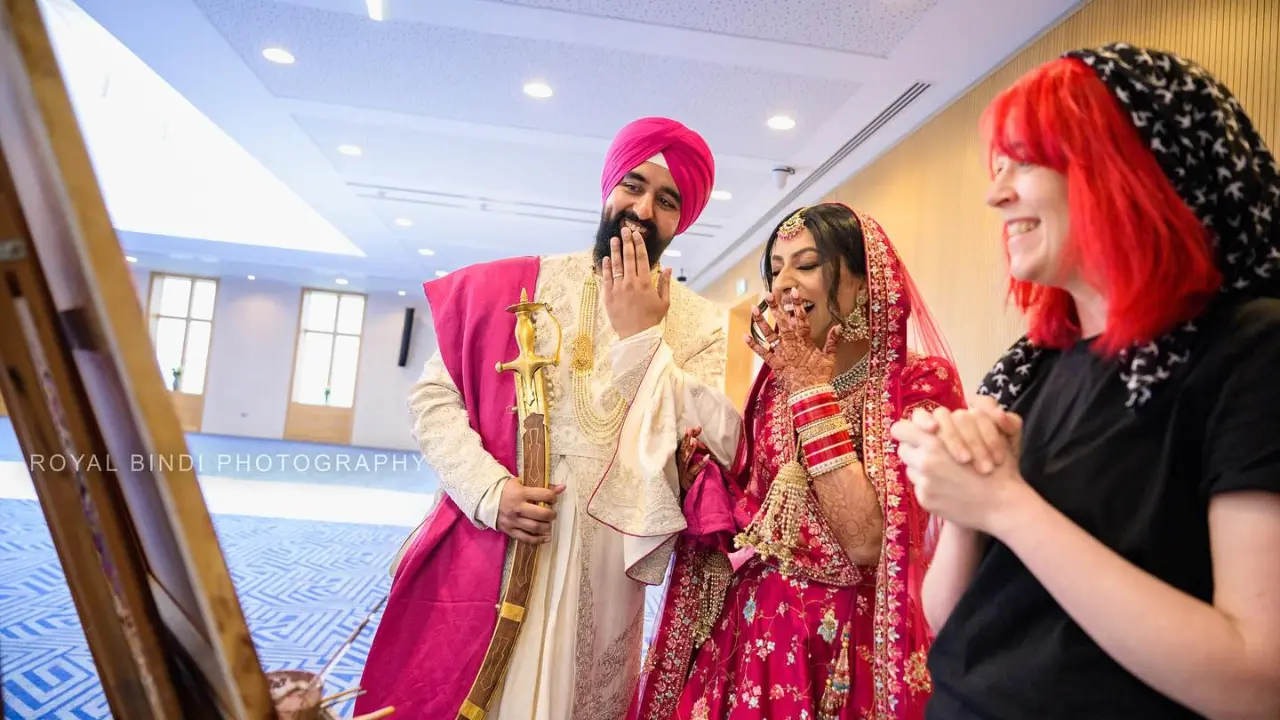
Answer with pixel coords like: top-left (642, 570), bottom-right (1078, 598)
top-left (144, 271), bottom-right (219, 396)
top-left (289, 287), bottom-right (368, 409)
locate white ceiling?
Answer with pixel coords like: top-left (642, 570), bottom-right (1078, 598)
top-left (43, 0), bottom-right (1082, 296)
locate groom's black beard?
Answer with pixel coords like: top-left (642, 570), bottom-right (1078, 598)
top-left (593, 210), bottom-right (666, 269)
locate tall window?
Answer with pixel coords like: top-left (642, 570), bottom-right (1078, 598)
top-left (148, 274), bottom-right (217, 394)
top-left (292, 289), bottom-right (366, 408)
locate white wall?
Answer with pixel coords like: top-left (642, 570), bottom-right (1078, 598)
top-left (200, 276), bottom-right (297, 439)
top-left (349, 291), bottom-right (435, 450)
top-left (131, 265), bottom-right (437, 451)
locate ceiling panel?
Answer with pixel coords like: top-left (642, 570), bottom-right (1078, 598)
top-left (491, 0), bottom-right (942, 56)
top-left (191, 0), bottom-right (861, 159)
top-left (292, 115), bottom-right (754, 224)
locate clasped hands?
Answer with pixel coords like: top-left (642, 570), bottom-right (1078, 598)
top-left (890, 394), bottom-right (1035, 536)
top-left (601, 227), bottom-right (674, 339)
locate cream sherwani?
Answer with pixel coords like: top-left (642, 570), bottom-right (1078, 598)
top-left (407, 251), bottom-right (729, 719)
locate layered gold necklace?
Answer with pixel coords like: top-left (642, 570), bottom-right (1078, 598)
top-left (568, 272), bottom-right (627, 441)
top-left (567, 265), bottom-right (662, 442)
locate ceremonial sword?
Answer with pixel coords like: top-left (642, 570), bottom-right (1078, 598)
top-left (457, 288), bottom-right (562, 720)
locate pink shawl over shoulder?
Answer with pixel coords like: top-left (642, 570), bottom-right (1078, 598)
top-left (354, 255), bottom-right (539, 719)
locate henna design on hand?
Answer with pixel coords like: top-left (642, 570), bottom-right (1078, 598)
top-left (811, 458), bottom-right (884, 563)
top-left (744, 288), bottom-right (842, 395)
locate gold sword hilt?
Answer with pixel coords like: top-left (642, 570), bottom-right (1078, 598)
top-left (495, 288), bottom-right (562, 420)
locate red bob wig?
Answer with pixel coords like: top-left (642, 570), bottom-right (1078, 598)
top-left (981, 57), bottom-right (1221, 355)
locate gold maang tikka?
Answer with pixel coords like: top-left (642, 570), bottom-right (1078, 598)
top-left (777, 208), bottom-right (807, 242)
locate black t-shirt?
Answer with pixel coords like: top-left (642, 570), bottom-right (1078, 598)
top-left (926, 297), bottom-right (1280, 720)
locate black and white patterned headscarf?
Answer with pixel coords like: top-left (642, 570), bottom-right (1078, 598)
top-left (978, 43), bottom-right (1280, 411)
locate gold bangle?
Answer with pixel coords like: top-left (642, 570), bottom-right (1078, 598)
top-left (788, 383), bottom-right (837, 406)
top-left (800, 426), bottom-right (852, 448)
top-left (808, 451), bottom-right (859, 476)
top-left (797, 414), bottom-right (849, 439)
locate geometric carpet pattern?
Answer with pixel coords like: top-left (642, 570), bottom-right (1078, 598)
top-left (0, 499), bottom-right (402, 719)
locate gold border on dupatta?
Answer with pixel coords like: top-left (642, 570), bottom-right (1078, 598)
top-left (853, 211), bottom-right (914, 719)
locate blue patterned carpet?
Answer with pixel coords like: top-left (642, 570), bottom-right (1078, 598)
top-left (0, 498), bottom-right (403, 719)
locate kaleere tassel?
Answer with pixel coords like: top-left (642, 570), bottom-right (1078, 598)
top-left (737, 382), bottom-right (857, 575)
top-left (818, 623), bottom-right (852, 720)
top-left (691, 551), bottom-right (733, 647)
top-left (734, 456), bottom-right (809, 576)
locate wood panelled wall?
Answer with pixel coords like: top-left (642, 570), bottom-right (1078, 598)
top-left (709, 0), bottom-right (1279, 394)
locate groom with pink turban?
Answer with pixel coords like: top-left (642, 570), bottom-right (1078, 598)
top-left (355, 117), bottom-right (728, 720)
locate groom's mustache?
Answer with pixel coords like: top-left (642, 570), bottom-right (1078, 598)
top-left (602, 210), bottom-right (659, 243)
top-left (595, 210), bottom-right (664, 265)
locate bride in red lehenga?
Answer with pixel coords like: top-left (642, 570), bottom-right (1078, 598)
top-left (631, 203), bottom-right (965, 720)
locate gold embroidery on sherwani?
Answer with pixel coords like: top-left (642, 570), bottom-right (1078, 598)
top-left (529, 251), bottom-right (726, 717)
top-left (570, 498), bottom-right (647, 720)
top-left (629, 535), bottom-right (678, 586)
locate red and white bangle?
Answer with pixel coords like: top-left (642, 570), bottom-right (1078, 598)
top-left (803, 429), bottom-right (857, 475)
top-left (789, 387), bottom-right (839, 428)
top-left (789, 384), bottom-right (858, 475)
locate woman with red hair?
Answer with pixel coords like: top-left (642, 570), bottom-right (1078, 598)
top-left (891, 44), bottom-right (1280, 719)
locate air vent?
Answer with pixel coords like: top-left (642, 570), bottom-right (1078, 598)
top-left (350, 181), bottom-right (600, 223)
top-left (692, 82), bottom-right (932, 284)
top-left (349, 180), bottom-right (725, 234)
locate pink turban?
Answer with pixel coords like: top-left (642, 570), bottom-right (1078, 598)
top-left (600, 117), bottom-right (716, 237)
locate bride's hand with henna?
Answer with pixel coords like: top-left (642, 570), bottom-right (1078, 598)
top-left (744, 287), bottom-right (842, 394)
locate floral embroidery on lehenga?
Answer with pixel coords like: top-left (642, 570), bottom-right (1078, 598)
top-left (674, 559), bottom-right (877, 719)
top-left (904, 648), bottom-right (932, 695)
top-left (818, 608), bottom-right (840, 644)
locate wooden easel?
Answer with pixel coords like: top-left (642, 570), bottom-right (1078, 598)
top-left (0, 2), bottom-right (387, 718)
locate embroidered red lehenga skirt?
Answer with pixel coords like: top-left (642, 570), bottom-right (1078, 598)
top-left (673, 557), bottom-right (877, 720)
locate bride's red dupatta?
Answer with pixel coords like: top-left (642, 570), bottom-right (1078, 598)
top-left (630, 209), bottom-right (965, 720)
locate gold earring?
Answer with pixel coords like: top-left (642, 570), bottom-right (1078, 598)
top-left (840, 288), bottom-right (870, 342)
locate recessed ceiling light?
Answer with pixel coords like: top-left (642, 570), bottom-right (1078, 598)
top-left (247, 275), bottom-right (256, 280)
top-left (666, 249), bottom-right (683, 257)
top-left (337, 144), bottom-right (362, 156)
top-left (125, 255), bottom-right (137, 263)
top-left (523, 81), bottom-right (553, 99)
top-left (711, 189), bottom-right (732, 201)
top-left (262, 47), bottom-right (295, 65)
top-left (335, 278), bottom-right (349, 285)
top-left (435, 270), bottom-right (448, 277)
top-left (398, 290), bottom-right (406, 296)
top-left (365, 0), bottom-right (384, 21)
top-left (394, 218), bottom-right (413, 227)
top-left (767, 115), bottom-right (796, 131)
top-left (417, 248), bottom-right (435, 256)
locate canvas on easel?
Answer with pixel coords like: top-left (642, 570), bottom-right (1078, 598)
top-left (0, 1), bottom-right (388, 718)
